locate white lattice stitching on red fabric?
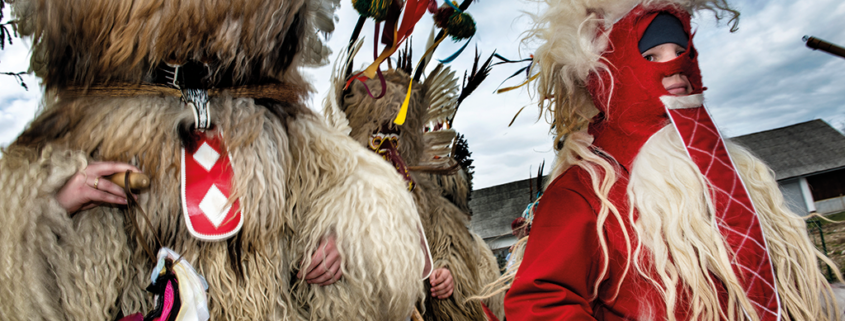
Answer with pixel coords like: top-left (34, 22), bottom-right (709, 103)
top-left (738, 262), bottom-right (776, 292)
top-left (683, 144), bottom-right (736, 175)
top-left (666, 105), bottom-right (780, 320)
top-left (748, 292), bottom-right (778, 316)
top-left (709, 184), bottom-right (757, 215)
top-left (719, 220), bottom-right (768, 257)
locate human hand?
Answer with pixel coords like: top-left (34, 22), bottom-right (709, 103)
top-left (56, 162), bottom-right (142, 215)
top-left (429, 267), bottom-right (454, 299)
top-left (298, 235), bottom-right (343, 286)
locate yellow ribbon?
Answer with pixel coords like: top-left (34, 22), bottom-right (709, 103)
top-left (363, 25), bottom-right (400, 79)
top-left (394, 34), bottom-right (447, 125)
top-left (496, 73), bottom-right (540, 94)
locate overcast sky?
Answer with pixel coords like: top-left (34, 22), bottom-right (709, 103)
top-left (1, 0), bottom-right (843, 189)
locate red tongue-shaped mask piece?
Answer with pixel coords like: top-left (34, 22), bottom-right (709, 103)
top-left (369, 126), bottom-right (416, 191)
top-left (587, 6), bottom-right (780, 320)
top-left (181, 129), bottom-right (243, 241)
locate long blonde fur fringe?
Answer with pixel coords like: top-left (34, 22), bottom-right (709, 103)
top-left (626, 125), bottom-right (841, 321)
top-left (528, 125), bottom-right (841, 321)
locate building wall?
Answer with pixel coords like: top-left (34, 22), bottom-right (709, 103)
top-left (807, 168), bottom-right (845, 200)
top-left (778, 178), bottom-right (809, 216)
top-left (816, 196), bottom-right (845, 215)
top-left (485, 234), bottom-right (518, 252)
top-left (469, 177), bottom-right (538, 241)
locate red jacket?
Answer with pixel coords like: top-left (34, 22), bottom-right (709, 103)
top-left (504, 165), bottom-right (726, 320)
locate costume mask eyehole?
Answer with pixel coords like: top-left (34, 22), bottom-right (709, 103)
top-left (369, 133), bottom-right (385, 150)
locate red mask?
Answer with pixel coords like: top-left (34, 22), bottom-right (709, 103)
top-left (585, 6), bottom-right (781, 320)
top-left (587, 6), bottom-right (703, 169)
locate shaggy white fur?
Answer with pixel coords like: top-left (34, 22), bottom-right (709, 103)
top-left (0, 95), bottom-right (426, 320)
top-left (2, 0), bottom-right (429, 319)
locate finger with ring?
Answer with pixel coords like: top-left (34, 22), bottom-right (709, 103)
top-left (93, 177), bottom-right (100, 190)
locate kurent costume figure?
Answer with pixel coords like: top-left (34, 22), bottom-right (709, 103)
top-left (0, 0), bottom-right (428, 320)
top-left (424, 133), bottom-right (506, 321)
top-left (504, 0), bottom-right (840, 320)
top-left (324, 44), bottom-right (491, 320)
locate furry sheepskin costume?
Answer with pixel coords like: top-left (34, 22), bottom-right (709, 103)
top-left (325, 63), bottom-right (487, 321)
top-left (423, 136), bottom-right (505, 321)
top-left (423, 134), bottom-right (505, 321)
top-left (0, 0), bottom-right (427, 320)
top-left (471, 229), bottom-right (505, 321)
top-left (504, 0), bottom-right (841, 320)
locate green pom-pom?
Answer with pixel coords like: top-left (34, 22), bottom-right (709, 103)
top-left (352, 0), bottom-right (372, 17)
top-left (353, 0), bottom-right (391, 21)
top-left (445, 12), bottom-right (475, 40)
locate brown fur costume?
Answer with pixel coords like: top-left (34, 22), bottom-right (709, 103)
top-left (471, 227), bottom-right (505, 320)
top-left (0, 0), bottom-right (426, 320)
top-left (422, 138), bottom-right (505, 320)
top-left (337, 69), bottom-right (487, 321)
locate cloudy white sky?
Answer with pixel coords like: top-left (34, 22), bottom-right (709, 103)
top-left (1, 0), bottom-right (844, 189)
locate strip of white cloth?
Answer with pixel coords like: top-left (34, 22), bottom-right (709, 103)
top-left (419, 224), bottom-right (434, 280)
top-left (659, 93), bottom-right (704, 110)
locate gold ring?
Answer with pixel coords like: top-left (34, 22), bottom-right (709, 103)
top-left (93, 177), bottom-right (100, 190)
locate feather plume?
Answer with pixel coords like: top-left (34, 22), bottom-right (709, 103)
top-left (422, 27), bottom-right (437, 69)
top-left (423, 64), bottom-right (460, 124)
top-left (322, 39), bottom-right (364, 135)
top-left (455, 48), bottom-right (495, 113)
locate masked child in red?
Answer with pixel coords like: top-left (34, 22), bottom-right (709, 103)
top-left (504, 1), bottom-right (840, 320)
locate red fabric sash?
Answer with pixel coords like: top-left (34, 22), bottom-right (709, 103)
top-left (666, 99), bottom-right (780, 320)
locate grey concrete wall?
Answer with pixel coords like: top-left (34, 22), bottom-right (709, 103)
top-left (778, 178), bottom-right (809, 216)
top-left (469, 177), bottom-right (538, 240)
top-left (816, 196), bottom-right (845, 215)
top-left (485, 235), bottom-right (517, 251)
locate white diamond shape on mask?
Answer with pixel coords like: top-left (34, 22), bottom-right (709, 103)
top-left (198, 184), bottom-right (232, 228)
top-left (194, 142), bottom-right (220, 172)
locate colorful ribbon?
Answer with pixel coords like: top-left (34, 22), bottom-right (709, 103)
top-left (438, 35), bottom-right (473, 64)
top-left (496, 73), bottom-right (539, 94)
top-left (394, 33), bottom-right (447, 125)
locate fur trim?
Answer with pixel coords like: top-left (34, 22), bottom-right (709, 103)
top-left (2, 94), bottom-right (425, 320)
top-left (0, 146), bottom-right (131, 320)
top-left (9, 0), bottom-right (339, 89)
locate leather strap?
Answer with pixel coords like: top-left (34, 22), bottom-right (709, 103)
top-left (59, 83), bottom-right (305, 103)
top-left (123, 170), bottom-right (163, 263)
